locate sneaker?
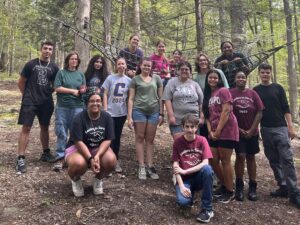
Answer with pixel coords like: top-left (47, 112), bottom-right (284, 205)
top-left (115, 161), bottom-right (122, 173)
top-left (218, 190), bottom-right (234, 204)
top-left (93, 178), bottom-right (103, 195)
top-left (213, 185), bottom-right (226, 198)
top-left (138, 166), bottom-right (147, 180)
top-left (71, 178), bottom-right (84, 197)
top-left (40, 150), bottom-right (55, 162)
top-left (53, 160), bottom-right (64, 172)
top-left (196, 209), bottom-right (214, 223)
top-left (16, 157), bottom-right (26, 173)
top-left (248, 180), bottom-right (258, 201)
top-left (235, 178), bottom-right (244, 201)
top-left (289, 193), bottom-right (300, 209)
top-left (147, 166), bottom-right (159, 180)
top-left (270, 186), bottom-right (288, 198)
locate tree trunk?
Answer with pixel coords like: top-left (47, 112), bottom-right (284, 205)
top-left (283, 0), bottom-right (299, 121)
top-left (195, 0), bottom-right (204, 52)
top-left (115, 0), bottom-right (127, 47)
top-left (230, 0), bottom-right (246, 51)
top-left (217, 0), bottom-right (226, 42)
top-left (293, 1), bottom-right (300, 75)
top-left (75, 0), bottom-right (91, 72)
top-left (269, 0), bottom-right (277, 82)
top-left (133, 0), bottom-right (141, 36)
top-left (103, 0), bottom-right (112, 70)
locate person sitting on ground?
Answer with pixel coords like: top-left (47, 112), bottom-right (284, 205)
top-left (65, 88), bottom-right (116, 197)
top-left (173, 113), bottom-right (214, 223)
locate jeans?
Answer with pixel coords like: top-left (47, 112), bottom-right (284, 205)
top-left (175, 165), bottom-right (213, 210)
top-left (261, 126), bottom-right (299, 195)
top-left (54, 106), bottom-right (83, 159)
top-left (111, 116), bottom-right (127, 159)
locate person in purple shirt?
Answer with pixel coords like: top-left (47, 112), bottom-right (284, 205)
top-left (230, 70), bottom-right (264, 201)
top-left (203, 69), bottom-right (239, 204)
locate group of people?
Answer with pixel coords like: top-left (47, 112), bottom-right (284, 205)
top-left (15, 36), bottom-right (300, 224)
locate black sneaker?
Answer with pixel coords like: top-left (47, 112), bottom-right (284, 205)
top-left (213, 185), bottom-right (226, 198)
top-left (218, 190), bottom-right (234, 204)
top-left (147, 166), bottom-right (159, 179)
top-left (248, 180), bottom-right (258, 201)
top-left (289, 193), bottom-right (300, 209)
top-left (270, 186), bottom-right (288, 198)
top-left (40, 150), bottom-right (55, 162)
top-left (196, 209), bottom-right (214, 223)
top-left (16, 157), bottom-right (26, 174)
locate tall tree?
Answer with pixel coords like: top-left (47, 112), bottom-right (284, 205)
top-left (230, 0), bottom-right (246, 51)
top-left (133, 0), bottom-right (141, 36)
top-left (283, 0), bottom-right (298, 121)
top-left (195, 0), bottom-right (204, 52)
top-left (269, 0), bottom-right (277, 82)
top-left (217, 0), bottom-right (226, 42)
top-left (75, 0), bottom-right (90, 71)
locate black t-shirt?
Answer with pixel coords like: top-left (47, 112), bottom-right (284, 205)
top-left (253, 83), bottom-right (290, 127)
top-left (68, 110), bottom-right (115, 148)
top-left (215, 52), bottom-right (250, 88)
top-left (21, 58), bottom-right (59, 105)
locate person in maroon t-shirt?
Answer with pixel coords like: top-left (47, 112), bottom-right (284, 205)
top-left (172, 114), bottom-right (214, 223)
top-left (230, 71), bottom-right (264, 201)
top-left (202, 69), bottom-right (239, 204)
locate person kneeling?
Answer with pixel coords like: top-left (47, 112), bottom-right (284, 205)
top-left (65, 88), bottom-right (116, 197)
top-left (173, 114), bottom-right (214, 223)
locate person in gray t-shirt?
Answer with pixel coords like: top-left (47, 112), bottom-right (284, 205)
top-left (163, 61), bottom-right (204, 140)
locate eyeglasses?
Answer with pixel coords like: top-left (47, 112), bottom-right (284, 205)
top-left (89, 99), bottom-right (101, 104)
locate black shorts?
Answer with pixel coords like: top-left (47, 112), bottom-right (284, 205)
top-left (18, 100), bottom-right (54, 126)
top-left (235, 135), bottom-right (260, 155)
top-left (209, 139), bottom-right (238, 149)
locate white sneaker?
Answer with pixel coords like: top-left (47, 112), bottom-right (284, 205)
top-left (115, 161), bottom-right (122, 173)
top-left (93, 178), bottom-right (103, 195)
top-left (71, 178), bottom-right (84, 197)
top-left (138, 166), bottom-right (147, 180)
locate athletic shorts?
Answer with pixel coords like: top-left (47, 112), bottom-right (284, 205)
top-left (132, 108), bottom-right (159, 124)
top-left (18, 100), bottom-right (54, 126)
top-left (209, 139), bottom-right (238, 149)
top-left (65, 145), bottom-right (98, 161)
top-left (235, 135), bottom-right (260, 155)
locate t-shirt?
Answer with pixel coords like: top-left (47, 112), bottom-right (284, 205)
top-left (162, 77), bottom-right (203, 125)
top-left (230, 88), bottom-right (264, 135)
top-left (54, 69), bottom-right (86, 108)
top-left (102, 74), bottom-right (131, 117)
top-left (193, 69), bottom-right (229, 92)
top-left (253, 83), bottom-right (290, 127)
top-left (150, 54), bottom-right (169, 79)
top-left (68, 110), bottom-right (115, 148)
top-left (172, 135), bottom-right (213, 180)
top-left (208, 87), bottom-right (239, 141)
top-left (214, 52), bottom-right (250, 88)
top-left (130, 74), bottom-right (163, 115)
top-left (20, 58), bottom-right (59, 105)
top-left (118, 47), bottom-right (144, 71)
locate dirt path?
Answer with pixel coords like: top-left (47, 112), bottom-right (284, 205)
top-left (0, 81), bottom-right (299, 225)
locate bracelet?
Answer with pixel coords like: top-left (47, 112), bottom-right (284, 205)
top-left (87, 156), bottom-right (94, 165)
top-left (159, 113), bottom-right (164, 117)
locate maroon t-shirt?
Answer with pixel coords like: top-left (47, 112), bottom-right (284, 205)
top-left (172, 135), bottom-right (212, 180)
top-left (208, 87), bottom-right (239, 141)
top-left (230, 88), bottom-right (264, 136)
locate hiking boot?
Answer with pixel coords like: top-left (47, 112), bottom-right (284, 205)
top-left (93, 178), bottom-right (103, 195)
top-left (218, 190), bottom-right (234, 204)
top-left (235, 178), bottom-right (244, 201)
top-left (248, 180), bottom-right (258, 201)
top-left (270, 185), bottom-right (288, 198)
top-left (40, 149), bottom-right (55, 162)
top-left (213, 185), bottom-right (226, 198)
top-left (196, 209), bottom-right (214, 223)
top-left (115, 161), bottom-right (122, 173)
top-left (289, 193), bottom-right (300, 209)
top-left (147, 166), bottom-right (159, 180)
top-left (16, 157), bottom-right (26, 174)
top-left (138, 166), bottom-right (147, 180)
top-left (71, 178), bottom-right (84, 197)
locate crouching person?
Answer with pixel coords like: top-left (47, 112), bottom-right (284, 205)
top-left (65, 88), bottom-right (116, 197)
top-left (173, 113), bottom-right (214, 223)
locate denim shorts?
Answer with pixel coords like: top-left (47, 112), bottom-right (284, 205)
top-left (169, 124), bottom-right (183, 135)
top-left (132, 108), bottom-right (159, 124)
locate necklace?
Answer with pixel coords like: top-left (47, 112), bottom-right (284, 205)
top-left (88, 111), bottom-right (100, 128)
top-left (39, 59), bottom-right (50, 68)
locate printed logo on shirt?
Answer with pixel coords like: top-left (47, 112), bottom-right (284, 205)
top-left (175, 86), bottom-right (198, 103)
top-left (34, 65), bottom-right (50, 86)
top-left (85, 126), bottom-right (105, 147)
top-left (209, 96), bottom-right (221, 105)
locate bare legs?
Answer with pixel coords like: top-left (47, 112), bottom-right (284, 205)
top-left (235, 153), bottom-right (256, 181)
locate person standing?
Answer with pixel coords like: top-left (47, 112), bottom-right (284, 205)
top-left (253, 63), bottom-right (300, 209)
top-left (16, 41), bottom-right (59, 174)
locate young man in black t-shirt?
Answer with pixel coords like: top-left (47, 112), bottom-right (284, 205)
top-left (253, 63), bottom-right (300, 209)
top-left (16, 41), bottom-right (59, 174)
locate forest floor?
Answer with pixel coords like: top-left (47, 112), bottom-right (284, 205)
top-left (0, 80), bottom-right (299, 225)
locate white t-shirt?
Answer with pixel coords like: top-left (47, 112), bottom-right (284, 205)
top-left (102, 74), bottom-right (131, 117)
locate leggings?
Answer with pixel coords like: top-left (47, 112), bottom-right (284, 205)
top-left (111, 116), bottom-right (127, 159)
